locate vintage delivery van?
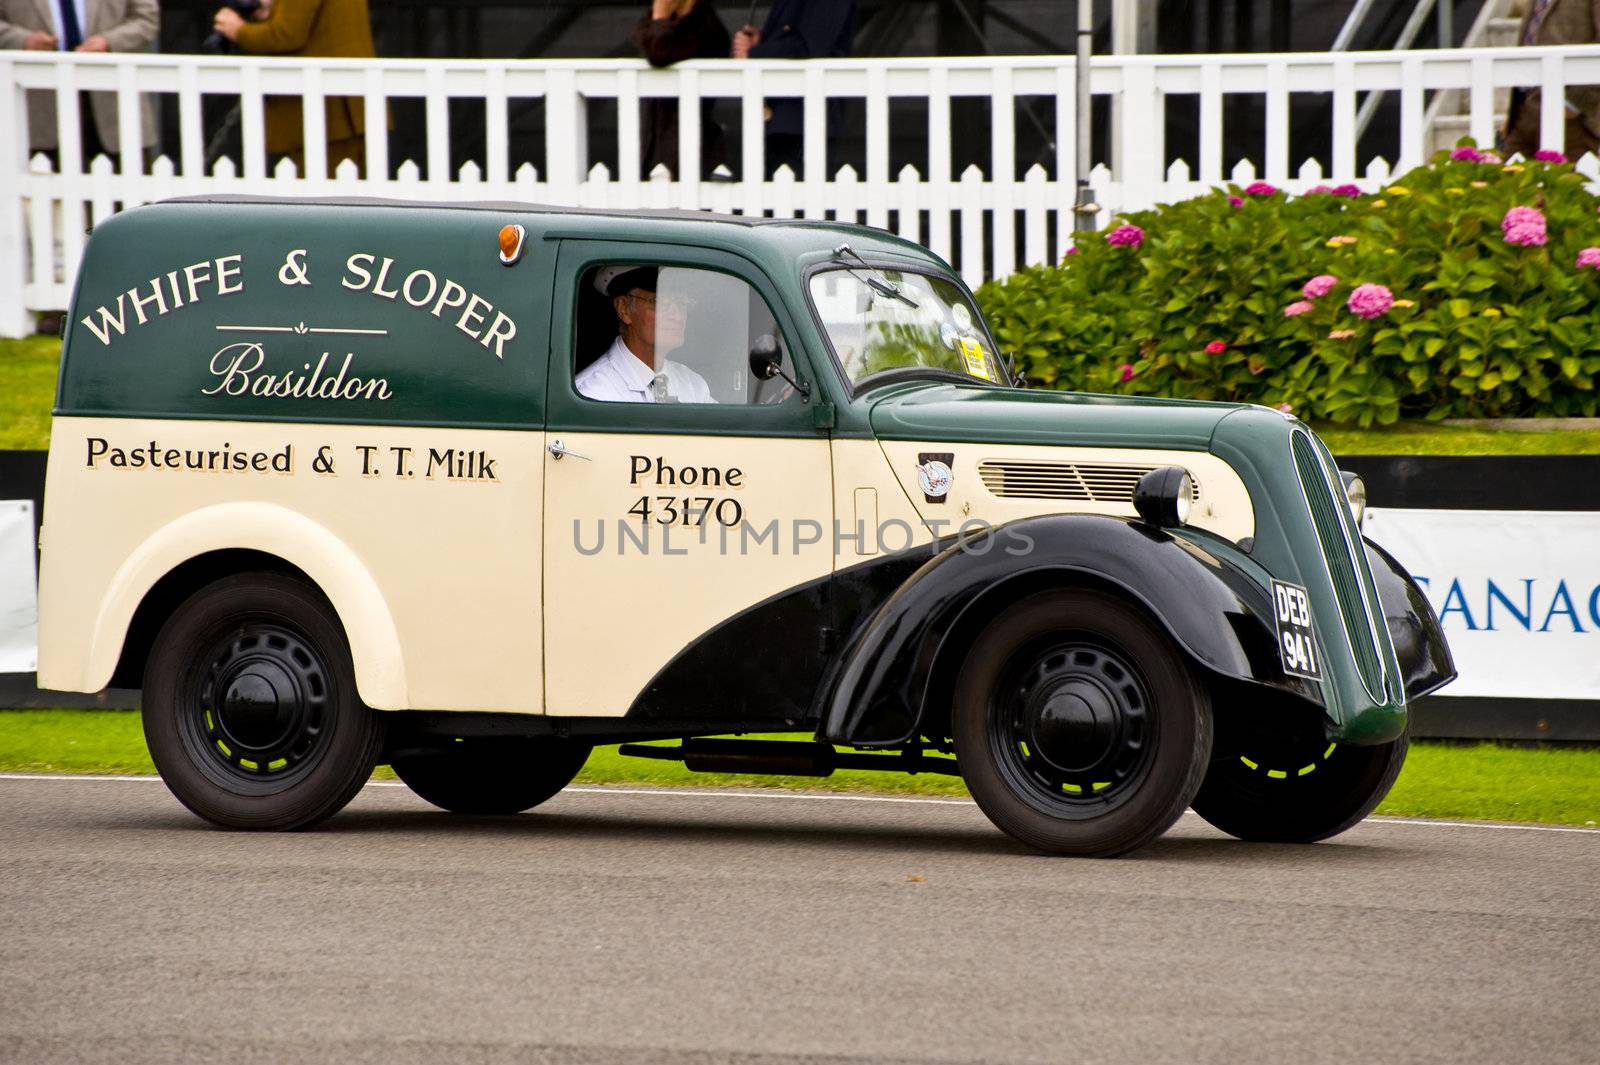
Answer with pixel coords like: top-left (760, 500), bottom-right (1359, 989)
top-left (37, 196), bottom-right (1454, 856)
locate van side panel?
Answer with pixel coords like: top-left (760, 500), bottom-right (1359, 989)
top-left (57, 202), bottom-right (544, 429)
top-left (38, 417), bottom-right (544, 713)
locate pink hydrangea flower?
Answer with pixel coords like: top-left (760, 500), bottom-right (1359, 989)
top-left (1244, 181), bottom-right (1278, 196)
top-left (1276, 402), bottom-right (1294, 414)
top-left (1332, 184), bottom-right (1363, 197)
top-left (1118, 363), bottom-right (1136, 382)
top-left (1228, 195), bottom-right (1244, 208)
top-left (1577, 247), bottom-right (1600, 270)
top-left (1106, 223), bottom-right (1144, 248)
top-left (1347, 283), bottom-right (1394, 319)
top-left (1302, 274), bottom-right (1339, 299)
top-left (1065, 246), bottom-right (1080, 256)
top-left (1304, 185), bottom-right (1333, 195)
top-left (1283, 300), bottom-right (1315, 317)
top-left (1328, 329), bottom-right (1356, 340)
top-left (1501, 205), bottom-right (1548, 247)
top-left (1450, 146), bottom-right (1485, 163)
top-left (1534, 149), bottom-right (1569, 164)
top-left (1205, 341), bottom-right (1228, 354)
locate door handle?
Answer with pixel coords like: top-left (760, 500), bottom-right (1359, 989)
top-left (547, 439), bottom-right (590, 462)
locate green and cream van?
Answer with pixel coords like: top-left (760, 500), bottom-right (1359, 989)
top-left (37, 197), bottom-right (1454, 856)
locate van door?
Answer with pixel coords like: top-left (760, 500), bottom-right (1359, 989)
top-left (542, 241), bottom-right (835, 722)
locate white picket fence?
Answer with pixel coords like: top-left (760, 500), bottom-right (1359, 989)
top-left (6, 45), bottom-right (1600, 336)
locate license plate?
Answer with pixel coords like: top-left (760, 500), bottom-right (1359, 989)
top-left (1271, 579), bottom-right (1322, 681)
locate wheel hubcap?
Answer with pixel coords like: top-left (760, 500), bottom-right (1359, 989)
top-left (991, 641), bottom-right (1156, 817)
top-left (219, 665), bottom-right (295, 750)
top-left (181, 623), bottom-right (332, 787)
top-left (1030, 681), bottom-right (1118, 773)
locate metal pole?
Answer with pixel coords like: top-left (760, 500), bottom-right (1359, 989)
top-left (1354, 0), bottom-right (1440, 140)
top-left (1332, 0), bottom-right (1381, 51)
top-left (1073, 0), bottom-right (1099, 232)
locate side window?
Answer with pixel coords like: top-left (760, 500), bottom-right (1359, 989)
top-left (573, 264), bottom-right (798, 406)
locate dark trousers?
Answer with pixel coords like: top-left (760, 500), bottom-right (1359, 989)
top-left (1503, 89), bottom-right (1600, 160)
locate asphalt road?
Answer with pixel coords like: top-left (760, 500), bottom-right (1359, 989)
top-left (1, 775), bottom-right (1597, 1065)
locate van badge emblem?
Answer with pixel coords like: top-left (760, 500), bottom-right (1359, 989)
top-left (916, 453), bottom-right (954, 503)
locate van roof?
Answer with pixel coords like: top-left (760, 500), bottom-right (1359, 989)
top-left (161, 193), bottom-right (881, 232)
top-left (162, 193), bottom-right (768, 224)
top-left (155, 194), bottom-right (943, 266)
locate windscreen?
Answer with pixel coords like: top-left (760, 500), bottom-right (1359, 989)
top-left (807, 268), bottom-right (1005, 388)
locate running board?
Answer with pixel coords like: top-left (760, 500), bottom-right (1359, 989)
top-left (616, 738), bottom-right (961, 778)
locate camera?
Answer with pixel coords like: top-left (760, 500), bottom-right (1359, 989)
top-left (202, 0), bottom-right (261, 54)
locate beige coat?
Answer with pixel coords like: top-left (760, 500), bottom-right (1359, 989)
top-left (233, 0), bottom-right (375, 156)
top-left (0, 0), bottom-right (160, 154)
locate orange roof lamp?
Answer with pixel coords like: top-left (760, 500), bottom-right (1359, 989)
top-left (498, 223), bottom-right (526, 266)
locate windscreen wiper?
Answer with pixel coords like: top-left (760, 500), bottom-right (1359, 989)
top-left (831, 243), bottom-right (919, 309)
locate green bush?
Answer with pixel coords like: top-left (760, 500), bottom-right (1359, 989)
top-left (977, 145), bottom-right (1600, 425)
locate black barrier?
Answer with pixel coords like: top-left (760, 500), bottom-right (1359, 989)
top-left (0, 451), bottom-right (44, 562)
top-left (3, 448), bottom-right (1597, 739)
top-left (1341, 455), bottom-right (1600, 511)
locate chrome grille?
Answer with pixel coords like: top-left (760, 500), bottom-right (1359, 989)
top-left (977, 460), bottom-right (1200, 503)
top-left (1291, 431), bottom-right (1387, 699)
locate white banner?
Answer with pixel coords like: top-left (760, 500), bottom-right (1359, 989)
top-left (1364, 507), bottom-right (1600, 700)
top-left (0, 500), bottom-right (38, 674)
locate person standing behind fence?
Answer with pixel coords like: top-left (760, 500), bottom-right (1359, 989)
top-left (211, 0), bottom-right (376, 177)
top-left (732, 0), bottom-right (855, 177)
top-left (1502, 0), bottom-right (1600, 161)
top-left (0, 0), bottom-right (160, 168)
top-left (633, 0), bottom-right (730, 180)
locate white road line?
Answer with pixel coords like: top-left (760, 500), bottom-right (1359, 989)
top-left (1, 773), bottom-right (1596, 833)
top-left (0, 772), bottom-right (163, 783)
top-left (562, 785), bottom-right (976, 807)
top-left (1363, 816), bottom-right (1600, 835)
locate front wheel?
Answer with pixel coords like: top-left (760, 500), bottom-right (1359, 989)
top-left (391, 739), bottom-right (592, 814)
top-left (1191, 731), bottom-right (1407, 843)
top-left (142, 573), bottom-right (385, 830)
top-left (952, 589), bottom-right (1212, 857)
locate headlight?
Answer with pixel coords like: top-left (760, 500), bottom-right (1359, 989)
top-left (1340, 470), bottom-right (1367, 529)
top-left (1133, 466), bottom-right (1192, 528)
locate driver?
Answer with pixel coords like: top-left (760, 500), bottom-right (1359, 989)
top-left (576, 265), bottom-right (715, 403)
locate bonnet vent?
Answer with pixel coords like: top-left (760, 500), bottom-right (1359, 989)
top-left (977, 460), bottom-right (1200, 503)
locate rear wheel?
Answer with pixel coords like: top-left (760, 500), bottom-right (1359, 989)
top-left (142, 573), bottom-right (384, 830)
top-left (1191, 730), bottom-right (1407, 843)
top-left (952, 589), bottom-right (1212, 857)
top-left (391, 740), bottom-right (592, 814)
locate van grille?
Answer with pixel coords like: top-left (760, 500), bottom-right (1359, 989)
top-left (1291, 433), bottom-right (1384, 696)
top-left (977, 460), bottom-right (1200, 503)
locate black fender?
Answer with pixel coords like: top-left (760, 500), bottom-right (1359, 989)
top-left (1363, 537), bottom-right (1457, 701)
top-left (819, 514), bottom-right (1319, 747)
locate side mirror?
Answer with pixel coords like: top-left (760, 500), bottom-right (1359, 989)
top-left (747, 333), bottom-right (810, 399)
top-left (748, 334), bottom-right (782, 380)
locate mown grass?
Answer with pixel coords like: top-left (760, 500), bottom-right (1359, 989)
top-left (0, 336), bottom-right (60, 450)
top-left (1312, 420), bottom-right (1600, 455)
top-left (2, 709), bottom-right (1596, 826)
top-left (5, 335), bottom-right (1600, 453)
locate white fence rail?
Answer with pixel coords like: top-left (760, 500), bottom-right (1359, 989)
top-left (6, 46), bottom-right (1600, 335)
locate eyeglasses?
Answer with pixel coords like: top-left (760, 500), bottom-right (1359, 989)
top-left (629, 292), bottom-right (697, 315)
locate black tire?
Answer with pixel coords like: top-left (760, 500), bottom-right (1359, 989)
top-left (391, 740), bottom-right (592, 814)
top-left (952, 589), bottom-right (1212, 857)
top-left (1191, 730), bottom-right (1408, 843)
top-left (142, 573), bottom-right (385, 830)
